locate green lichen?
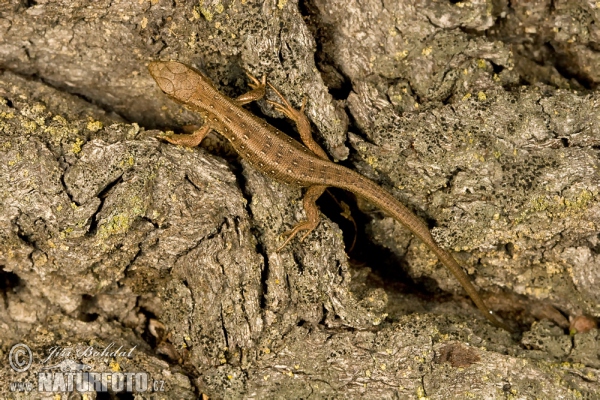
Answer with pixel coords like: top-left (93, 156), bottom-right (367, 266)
top-left (514, 190), bottom-right (596, 225)
top-left (97, 213), bottom-right (131, 239)
top-left (96, 196), bottom-right (146, 239)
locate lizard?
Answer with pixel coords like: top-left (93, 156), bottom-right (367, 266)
top-left (148, 60), bottom-right (509, 330)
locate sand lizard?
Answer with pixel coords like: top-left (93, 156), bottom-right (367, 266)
top-left (148, 61), bottom-right (509, 330)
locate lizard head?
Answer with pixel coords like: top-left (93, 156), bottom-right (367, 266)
top-left (148, 61), bottom-right (201, 102)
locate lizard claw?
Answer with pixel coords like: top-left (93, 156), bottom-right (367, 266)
top-left (245, 71), bottom-right (266, 91)
top-left (299, 97), bottom-right (307, 113)
top-left (266, 83), bottom-right (306, 121)
top-left (267, 82), bottom-right (294, 109)
top-left (266, 99), bottom-right (296, 120)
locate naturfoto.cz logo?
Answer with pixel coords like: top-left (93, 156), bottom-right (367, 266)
top-left (8, 343), bottom-right (166, 394)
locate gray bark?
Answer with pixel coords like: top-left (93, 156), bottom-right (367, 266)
top-left (0, 0), bottom-right (598, 398)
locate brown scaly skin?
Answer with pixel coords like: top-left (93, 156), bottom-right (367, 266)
top-left (148, 61), bottom-right (510, 331)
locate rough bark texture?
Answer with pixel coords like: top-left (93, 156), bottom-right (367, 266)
top-left (0, 0), bottom-right (599, 398)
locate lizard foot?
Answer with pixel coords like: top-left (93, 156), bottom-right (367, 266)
top-left (266, 83), bottom-right (329, 160)
top-left (276, 220), bottom-right (319, 252)
top-left (266, 82), bottom-right (306, 121)
top-left (234, 72), bottom-right (266, 105)
top-left (245, 71), bottom-right (267, 92)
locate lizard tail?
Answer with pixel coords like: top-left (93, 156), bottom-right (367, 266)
top-left (335, 168), bottom-right (510, 330)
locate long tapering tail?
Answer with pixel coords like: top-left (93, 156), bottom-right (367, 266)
top-left (335, 167), bottom-right (509, 330)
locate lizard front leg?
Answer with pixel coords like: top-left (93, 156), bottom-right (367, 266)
top-left (160, 123), bottom-right (212, 147)
top-left (234, 72), bottom-right (266, 106)
top-left (277, 185), bottom-right (327, 251)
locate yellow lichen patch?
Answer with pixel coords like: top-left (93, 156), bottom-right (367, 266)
top-left (462, 93), bottom-right (472, 101)
top-left (32, 104), bottom-right (46, 112)
top-left (277, 0), bottom-right (287, 9)
top-left (365, 155), bottom-right (379, 169)
top-left (52, 115), bottom-right (68, 125)
top-left (564, 189), bottom-right (593, 211)
top-left (8, 152), bottom-right (22, 166)
top-left (514, 190), bottom-right (596, 225)
top-left (524, 286), bottom-right (550, 298)
top-left (545, 262), bottom-right (562, 276)
top-left (97, 195), bottom-right (146, 239)
top-left (59, 227), bottom-right (74, 239)
top-left (530, 195), bottom-right (549, 212)
top-left (199, 6), bottom-right (213, 21)
top-left (22, 119), bottom-right (38, 133)
top-left (422, 46), bottom-right (432, 56)
top-left (473, 153), bottom-right (485, 162)
top-left (71, 138), bottom-right (85, 154)
top-left (394, 50), bottom-right (408, 60)
top-left (86, 120), bottom-right (103, 132)
top-left (97, 213), bottom-right (131, 239)
top-left (109, 360), bottom-right (121, 372)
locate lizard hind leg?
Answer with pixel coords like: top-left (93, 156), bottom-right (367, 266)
top-left (277, 185), bottom-right (327, 251)
top-left (266, 83), bottom-right (329, 161)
